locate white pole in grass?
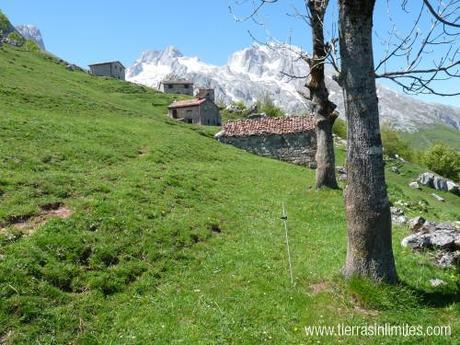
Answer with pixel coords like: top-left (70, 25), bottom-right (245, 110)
top-left (282, 202), bottom-right (294, 286)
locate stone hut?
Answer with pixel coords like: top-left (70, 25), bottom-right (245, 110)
top-left (160, 80), bottom-right (194, 96)
top-left (89, 61), bottom-right (125, 80)
top-left (215, 116), bottom-right (317, 167)
top-left (168, 97), bottom-right (221, 126)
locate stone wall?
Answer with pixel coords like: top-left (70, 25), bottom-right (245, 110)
top-left (169, 105), bottom-right (200, 123)
top-left (216, 132), bottom-right (317, 167)
top-left (200, 100), bottom-right (221, 126)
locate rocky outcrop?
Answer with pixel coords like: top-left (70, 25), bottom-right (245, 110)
top-left (431, 193), bottom-right (445, 202)
top-left (408, 216), bottom-right (426, 232)
top-left (336, 166), bottom-right (347, 181)
top-left (409, 181), bottom-right (420, 190)
top-left (402, 217), bottom-right (460, 268)
top-left (417, 172), bottom-right (460, 196)
top-left (391, 207), bottom-right (408, 225)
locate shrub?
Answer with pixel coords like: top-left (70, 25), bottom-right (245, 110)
top-left (423, 143), bottom-right (460, 181)
top-left (6, 32), bottom-right (25, 46)
top-left (232, 100), bottom-right (247, 113)
top-left (256, 94), bottom-right (283, 117)
top-left (220, 101), bottom-right (250, 121)
top-left (380, 123), bottom-right (413, 161)
top-left (332, 118), bottom-right (347, 139)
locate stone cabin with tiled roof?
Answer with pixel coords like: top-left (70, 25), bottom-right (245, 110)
top-left (215, 116), bottom-right (317, 167)
top-left (168, 90), bottom-right (221, 126)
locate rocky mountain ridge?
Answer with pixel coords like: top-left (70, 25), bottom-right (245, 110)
top-left (127, 44), bottom-right (460, 132)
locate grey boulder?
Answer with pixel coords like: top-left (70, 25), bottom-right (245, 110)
top-left (408, 216), bottom-right (426, 232)
top-left (418, 172), bottom-right (460, 196)
top-left (391, 207), bottom-right (407, 225)
top-left (402, 223), bottom-right (460, 250)
top-left (409, 181), bottom-right (421, 189)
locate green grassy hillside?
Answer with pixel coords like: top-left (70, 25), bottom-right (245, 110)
top-left (0, 44), bottom-right (459, 344)
top-left (407, 125), bottom-right (460, 152)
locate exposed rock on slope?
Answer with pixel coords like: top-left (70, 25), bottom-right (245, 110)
top-left (418, 172), bottom-right (460, 196)
top-left (402, 217), bottom-right (460, 268)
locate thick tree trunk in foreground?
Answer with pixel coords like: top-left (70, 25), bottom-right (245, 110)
top-left (306, 0), bottom-right (338, 189)
top-left (339, 0), bottom-right (397, 283)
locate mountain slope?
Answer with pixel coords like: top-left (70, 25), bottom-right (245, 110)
top-left (127, 44), bottom-right (460, 132)
top-left (0, 10), bottom-right (20, 43)
top-left (0, 42), bottom-right (459, 344)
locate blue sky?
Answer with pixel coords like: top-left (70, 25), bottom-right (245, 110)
top-left (2, 0), bottom-right (459, 107)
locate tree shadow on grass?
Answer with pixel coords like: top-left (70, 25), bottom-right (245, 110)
top-left (343, 275), bottom-right (459, 311)
top-left (400, 280), bottom-right (460, 308)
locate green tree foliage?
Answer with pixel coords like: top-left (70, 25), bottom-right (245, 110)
top-left (380, 123), bottom-right (413, 161)
top-left (24, 39), bottom-right (41, 52)
top-left (232, 100), bottom-right (248, 113)
top-left (423, 143), bottom-right (460, 181)
top-left (256, 93), bottom-right (283, 117)
top-left (332, 118), bottom-right (347, 139)
top-left (7, 32), bottom-right (25, 46)
top-left (220, 101), bottom-right (251, 122)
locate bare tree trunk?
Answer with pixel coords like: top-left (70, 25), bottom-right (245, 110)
top-left (306, 0), bottom-right (338, 189)
top-left (339, 0), bottom-right (397, 283)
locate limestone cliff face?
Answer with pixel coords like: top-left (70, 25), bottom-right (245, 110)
top-left (16, 25), bottom-right (46, 51)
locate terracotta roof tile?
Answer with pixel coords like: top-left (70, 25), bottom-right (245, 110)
top-left (222, 116), bottom-right (315, 137)
top-left (168, 98), bottom-right (206, 109)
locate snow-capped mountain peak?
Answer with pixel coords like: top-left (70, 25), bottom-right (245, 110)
top-left (137, 46), bottom-right (183, 65)
top-left (127, 44), bottom-right (460, 131)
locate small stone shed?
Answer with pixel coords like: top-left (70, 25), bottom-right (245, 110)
top-left (160, 80), bottom-right (194, 96)
top-left (168, 97), bottom-right (221, 126)
top-left (89, 61), bottom-right (125, 80)
top-left (215, 116), bottom-right (317, 167)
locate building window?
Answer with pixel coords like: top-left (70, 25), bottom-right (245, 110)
top-left (168, 84), bottom-right (173, 89)
top-left (184, 84), bottom-right (189, 89)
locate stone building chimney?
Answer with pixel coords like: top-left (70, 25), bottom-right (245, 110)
top-left (196, 88), bottom-right (215, 102)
